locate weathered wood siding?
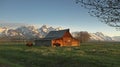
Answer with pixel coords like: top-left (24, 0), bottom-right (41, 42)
top-left (35, 29), bottom-right (80, 47)
top-left (71, 39), bottom-right (80, 46)
top-left (52, 31), bottom-right (80, 46)
top-left (35, 40), bottom-right (51, 46)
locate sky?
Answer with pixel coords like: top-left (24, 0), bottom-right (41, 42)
top-left (0, 0), bottom-right (120, 36)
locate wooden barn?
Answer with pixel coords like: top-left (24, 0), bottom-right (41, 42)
top-left (35, 29), bottom-right (80, 47)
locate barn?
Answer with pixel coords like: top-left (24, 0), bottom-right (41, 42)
top-left (35, 29), bottom-right (80, 47)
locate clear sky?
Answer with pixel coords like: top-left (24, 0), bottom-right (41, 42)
top-left (0, 0), bottom-right (120, 36)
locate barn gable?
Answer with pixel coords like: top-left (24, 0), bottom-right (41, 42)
top-left (35, 29), bottom-right (80, 47)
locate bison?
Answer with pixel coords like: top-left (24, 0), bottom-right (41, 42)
top-left (26, 41), bottom-right (33, 47)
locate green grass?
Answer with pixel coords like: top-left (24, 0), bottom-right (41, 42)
top-left (0, 42), bottom-right (120, 67)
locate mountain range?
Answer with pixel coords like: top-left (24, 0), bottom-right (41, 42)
top-left (0, 25), bottom-right (120, 41)
top-left (89, 32), bottom-right (113, 41)
top-left (0, 25), bottom-right (62, 40)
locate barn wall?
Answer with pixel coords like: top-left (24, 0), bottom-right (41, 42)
top-left (35, 30), bottom-right (80, 47)
top-left (62, 32), bottom-right (80, 46)
top-left (71, 39), bottom-right (80, 46)
top-left (51, 32), bottom-right (80, 47)
top-left (62, 32), bottom-right (74, 46)
top-left (35, 40), bottom-right (51, 46)
top-left (52, 38), bottom-right (63, 47)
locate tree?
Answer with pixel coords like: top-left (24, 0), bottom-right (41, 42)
top-left (73, 31), bottom-right (91, 43)
top-left (76, 0), bottom-right (120, 28)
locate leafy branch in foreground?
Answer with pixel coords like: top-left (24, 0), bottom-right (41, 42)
top-left (76, 0), bottom-right (120, 28)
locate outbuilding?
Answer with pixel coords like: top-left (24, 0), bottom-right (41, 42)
top-left (35, 29), bottom-right (80, 47)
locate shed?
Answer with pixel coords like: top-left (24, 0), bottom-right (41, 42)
top-left (35, 29), bottom-right (80, 47)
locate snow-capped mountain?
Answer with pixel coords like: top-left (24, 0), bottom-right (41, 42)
top-left (0, 25), bottom-right (119, 41)
top-left (38, 25), bottom-right (63, 37)
top-left (89, 32), bottom-right (113, 41)
top-left (0, 25), bottom-right (63, 40)
top-left (0, 27), bottom-right (8, 35)
top-left (16, 26), bottom-right (41, 39)
top-left (72, 32), bottom-right (117, 41)
top-left (38, 25), bottom-right (55, 37)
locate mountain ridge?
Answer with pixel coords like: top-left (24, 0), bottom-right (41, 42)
top-left (0, 25), bottom-right (120, 41)
top-left (0, 25), bottom-right (63, 40)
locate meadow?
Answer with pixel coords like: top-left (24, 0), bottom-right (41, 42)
top-left (0, 42), bottom-right (120, 67)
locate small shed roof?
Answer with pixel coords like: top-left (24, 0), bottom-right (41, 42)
top-left (44, 29), bottom-right (69, 40)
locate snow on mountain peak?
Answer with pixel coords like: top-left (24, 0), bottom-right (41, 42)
top-left (95, 32), bottom-right (104, 36)
top-left (0, 25), bottom-right (119, 41)
top-left (90, 32), bottom-right (112, 41)
top-left (38, 25), bottom-right (63, 37)
top-left (0, 27), bottom-right (8, 32)
top-left (41, 25), bottom-right (49, 28)
top-left (0, 25), bottom-right (64, 39)
top-left (56, 27), bottom-right (63, 30)
top-left (72, 32), bottom-right (114, 41)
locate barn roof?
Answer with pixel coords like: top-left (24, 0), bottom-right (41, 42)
top-left (44, 29), bottom-right (69, 40)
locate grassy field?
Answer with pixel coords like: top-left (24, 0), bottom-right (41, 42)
top-left (0, 42), bottom-right (120, 67)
